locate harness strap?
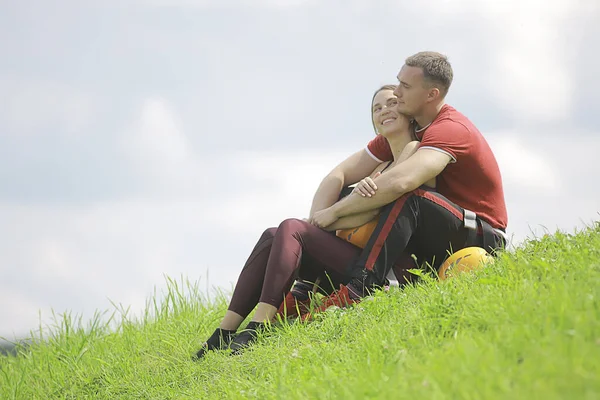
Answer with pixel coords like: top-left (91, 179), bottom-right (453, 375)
top-left (464, 208), bottom-right (506, 255)
top-left (464, 209), bottom-right (477, 230)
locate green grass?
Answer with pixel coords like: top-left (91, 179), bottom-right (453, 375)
top-left (1, 223), bottom-right (600, 399)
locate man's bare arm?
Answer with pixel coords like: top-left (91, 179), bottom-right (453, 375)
top-left (398, 141), bottom-right (420, 162)
top-left (353, 140), bottom-right (437, 197)
top-left (308, 149), bottom-right (380, 218)
top-left (329, 149), bottom-right (452, 218)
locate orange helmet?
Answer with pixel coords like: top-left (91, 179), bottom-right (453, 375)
top-left (438, 246), bottom-right (493, 280)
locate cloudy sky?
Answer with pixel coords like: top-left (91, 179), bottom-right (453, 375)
top-left (1, 0), bottom-right (598, 339)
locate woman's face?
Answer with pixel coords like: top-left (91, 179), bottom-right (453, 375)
top-left (371, 89), bottom-right (410, 137)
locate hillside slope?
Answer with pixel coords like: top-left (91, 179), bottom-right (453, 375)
top-left (1, 223), bottom-right (599, 399)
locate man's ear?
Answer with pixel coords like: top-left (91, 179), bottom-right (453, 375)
top-left (427, 87), bottom-right (440, 103)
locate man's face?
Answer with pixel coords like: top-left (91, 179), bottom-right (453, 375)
top-left (393, 65), bottom-right (430, 117)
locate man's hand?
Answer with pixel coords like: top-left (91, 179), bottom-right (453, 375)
top-left (353, 172), bottom-right (381, 197)
top-left (309, 207), bottom-right (339, 229)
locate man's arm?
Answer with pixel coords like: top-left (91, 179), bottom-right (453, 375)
top-left (311, 149), bottom-right (451, 227)
top-left (353, 141), bottom-right (435, 198)
top-left (308, 149), bottom-right (380, 218)
top-left (398, 141), bottom-right (420, 162)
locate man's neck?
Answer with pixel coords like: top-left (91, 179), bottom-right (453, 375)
top-left (414, 101), bottom-right (445, 129)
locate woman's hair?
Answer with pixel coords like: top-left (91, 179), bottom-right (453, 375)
top-left (371, 84), bottom-right (398, 135)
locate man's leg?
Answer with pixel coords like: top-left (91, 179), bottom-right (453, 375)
top-left (390, 248), bottom-right (419, 288)
top-left (275, 254), bottom-right (342, 319)
top-left (347, 188), bottom-right (485, 295)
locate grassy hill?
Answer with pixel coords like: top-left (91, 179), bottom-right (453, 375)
top-left (1, 223), bottom-right (599, 399)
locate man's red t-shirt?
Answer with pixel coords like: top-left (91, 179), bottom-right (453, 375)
top-left (365, 104), bottom-right (508, 230)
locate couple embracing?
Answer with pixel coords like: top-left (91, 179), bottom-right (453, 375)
top-left (194, 51), bottom-right (508, 359)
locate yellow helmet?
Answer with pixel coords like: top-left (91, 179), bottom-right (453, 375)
top-left (438, 247), bottom-right (493, 280)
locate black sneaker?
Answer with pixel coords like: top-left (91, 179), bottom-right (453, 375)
top-left (229, 322), bottom-right (265, 355)
top-left (193, 328), bottom-right (235, 360)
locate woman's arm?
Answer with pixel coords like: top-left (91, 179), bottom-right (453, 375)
top-left (310, 142), bottom-right (424, 227)
top-left (320, 209), bottom-right (380, 232)
top-left (308, 150), bottom-right (380, 218)
top-left (313, 157), bottom-right (391, 231)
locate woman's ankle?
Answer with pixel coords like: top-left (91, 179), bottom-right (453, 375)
top-left (252, 303), bottom-right (278, 323)
top-left (219, 310), bottom-right (245, 331)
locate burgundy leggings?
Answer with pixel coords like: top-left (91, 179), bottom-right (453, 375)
top-left (227, 218), bottom-right (363, 317)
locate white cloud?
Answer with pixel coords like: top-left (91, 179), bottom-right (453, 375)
top-left (138, 0), bottom-right (315, 8)
top-left (120, 96), bottom-right (192, 173)
top-left (481, 0), bottom-right (597, 124)
top-left (117, 96), bottom-right (221, 199)
top-left (488, 134), bottom-right (560, 192)
top-left (485, 17), bottom-right (572, 124)
top-left (0, 288), bottom-right (43, 339)
top-left (0, 77), bottom-right (95, 136)
top-left (487, 130), bottom-right (600, 245)
top-left (222, 150), bottom-right (351, 231)
top-left (419, 0), bottom-right (579, 124)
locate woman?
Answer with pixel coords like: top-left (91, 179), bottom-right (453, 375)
top-left (194, 85), bottom-right (423, 359)
top-left (274, 84), bottom-right (426, 319)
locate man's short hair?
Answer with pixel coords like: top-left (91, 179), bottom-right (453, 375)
top-left (405, 51), bottom-right (453, 97)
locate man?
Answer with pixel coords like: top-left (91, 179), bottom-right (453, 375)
top-left (309, 51), bottom-right (508, 302)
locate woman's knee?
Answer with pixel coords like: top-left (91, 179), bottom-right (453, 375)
top-left (278, 218), bottom-right (305, 231)
top-left (260, 227), bottom-right (277, 241)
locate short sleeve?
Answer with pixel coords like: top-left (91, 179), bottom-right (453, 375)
top-left (366, 135), bottom-right (393, 162)
top-left (418, 120), bottom-right (471, 163)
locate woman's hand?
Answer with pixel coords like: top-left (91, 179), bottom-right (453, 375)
top-left (308, 207), bottom-right (339, 229)
top-left (353, 172), bottom-right (381, 197)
